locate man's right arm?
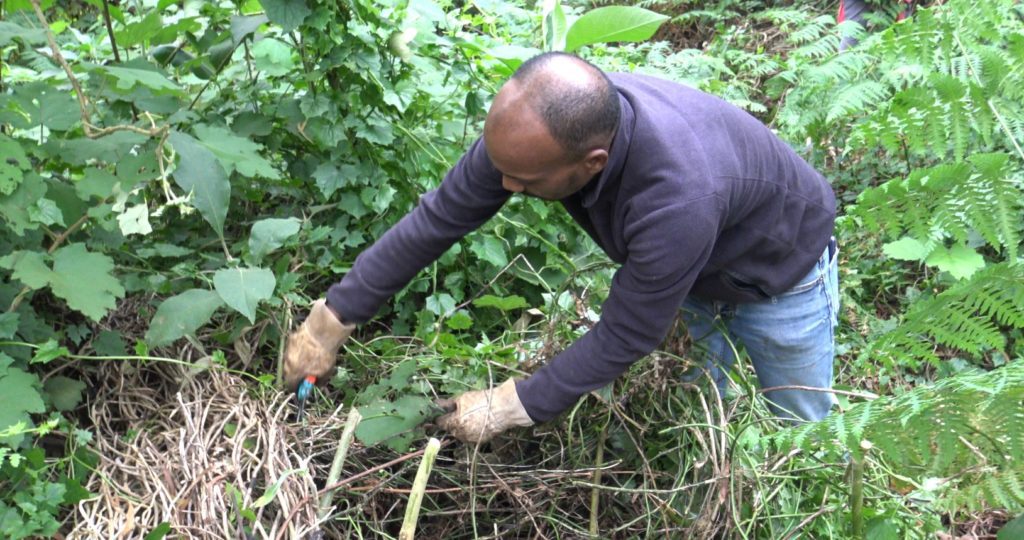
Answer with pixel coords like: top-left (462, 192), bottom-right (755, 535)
top-left (326, 137), bottom-right (509, 323)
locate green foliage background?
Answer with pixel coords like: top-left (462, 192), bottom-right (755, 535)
top-left (0, 0), bottom-right (1022, 537)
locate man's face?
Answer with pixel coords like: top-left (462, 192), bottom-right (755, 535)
top-left (483, 84), bottom-right (608, 201)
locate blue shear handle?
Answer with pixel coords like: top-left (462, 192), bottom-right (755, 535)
top-left (297, 379), bottom-right (314, 401)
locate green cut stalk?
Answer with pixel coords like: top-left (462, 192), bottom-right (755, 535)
top-left (317, 408), bottom-right (362, 521)
top-left (399, 437), bottom-right (442, 540)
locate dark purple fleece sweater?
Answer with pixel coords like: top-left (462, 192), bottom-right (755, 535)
top-left (327, 73), bottom-right (836, 422)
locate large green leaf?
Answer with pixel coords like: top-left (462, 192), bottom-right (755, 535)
top-left (260, 0), bottom-right (310, 32)
top-left (251, 38), bottom-right (295, 77)
top-left (49, 244), bottom-right (125, 322)
top-left (249, 217), bottom-right (301, 262)
top-left (883, 236), bottom-right (929, 261)
top-left (354, 395), bottom-right (434, 451)
top-left (564, 6), bottom-right (669, 52)
top-left (90, 65), bottom-right (183, 95)
top-left (0, 250), bottom-right (51, 290)
top-left (115, 11), bottom-right (162, 47)
top-left (145, 289), bottom-right (224, 347)
top-left (213, 267), bottom-right (276, 323)
top-left (44, 376), bottom-right (86, 412)
top-left (925, 244), bottom-right (986, 280)
top-left (469, 236), bottom-right (508, 268)
top-left (169, 131), bottom-right (230, 239)
top-left (193, 125), bottom-right (279, 179)
top-left (541, 0), bottom-right (567, 52)
top-left (0, 365), bottom-right (45, 447)
top-left (11, 82), bottom-right (80, 131)
top-left (0, 20), bottom-right (46, 46)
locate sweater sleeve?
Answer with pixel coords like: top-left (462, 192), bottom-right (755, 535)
top-left (327, 138), bottom-right (508, 323)
top-left (516, 195), bottom-right (723, 421)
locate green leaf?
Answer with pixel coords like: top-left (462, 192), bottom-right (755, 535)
top-left (469, 236), bottom-right (507, 268)
top-left (0, 134), bottom-right (30, 195)
top-left (50, 244), bottom-right (125, 322)
top-left (75, 168), bottom-right (122, 201)
top-left (28, 198), bottom-right (65, 227)
top-left (91, 64), bottom-right (182, 95)
top-left (541, 0), bottom-right (567, 52)
top-left (260, 0), bottom-right (310, 32)
top-left (145, 289), bottom-right (224, 347)
top-left (193, 125), bottom-right (279, 179)
top-left (32, 339), bottom-right (69, 364)
top-left (251, 38), bottom-right (294, 76)
top-left (426, 293), bottom-right (456, 316)
top-left (564, 6), bottom-right (669, 52)
top-left (0, 313), bottom-right (19, 340)
top-left (11, 82), bottom-right (80, 131)
top-left (0, 20), bottom-right (46, 46)
top-left (213, 267), bottom-right (276, 323)
top-left (355, 395), bottom-right (433, 451)
top-left (312, 163), bottom-right (359, 200)
top-left (44, 376), bottom-right (86, 412)
top-left (924, 244), bottom-right (986, 280)
top-left (230, 14), bottom-right (269, 44)
top-left (0, 365), bottom-right (45, 447)
top-left (999, 513), bottom-right (1024, 540)
top-left (143, 522), bottom-right (172, 540)
top-left (473, 294), bottom-right (528, 311)
top-left (0, 172), bottom-right (46, 235)
top-left (249, 217), bottom-right (301, 261)
top-left (1, 250), bottom-right (51, 289)
top-left (445, 311), bottom-right (473, 330)
top-left (168, 131), bottom-right (230, 239)
top-left (252, 469), bottom-right (304, 508)
top-left (117, 204), bottom-right (153, 236)
top-left (116, 11), bottom-right (162, 47)
top-left (93, 330), bottom-right (127, 356)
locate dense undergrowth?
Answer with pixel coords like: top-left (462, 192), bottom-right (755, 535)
top-left (1, 0), bottom-right (1023, 537)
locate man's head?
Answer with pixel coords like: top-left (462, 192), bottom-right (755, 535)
top-left (484, 52), bottom-right (620, 201)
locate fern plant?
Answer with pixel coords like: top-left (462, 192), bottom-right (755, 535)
top-left (775, 359), bottom-right (1024, 512)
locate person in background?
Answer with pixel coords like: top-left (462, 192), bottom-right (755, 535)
top-left (839, 0), bottom-right (917, 51)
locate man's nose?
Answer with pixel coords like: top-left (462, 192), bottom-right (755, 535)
top-left (502, 176), bottom-right (525, 193)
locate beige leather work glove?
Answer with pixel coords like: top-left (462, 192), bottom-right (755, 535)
top-left (436, 378), bottom-right (534, 443)
top-left (283, 299), bottom-right (355, 391)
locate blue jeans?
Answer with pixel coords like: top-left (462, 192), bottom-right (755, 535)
top-left (681, 239), bottom-right (839, 422)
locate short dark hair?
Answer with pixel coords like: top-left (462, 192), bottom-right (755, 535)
top-left (511, 52), bottom-right (620, 158)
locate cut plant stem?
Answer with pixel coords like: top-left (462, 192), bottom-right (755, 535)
top-left (399, 437), bottom-right (442, 540)
top-left (317, 408), bottom-right (362, 521)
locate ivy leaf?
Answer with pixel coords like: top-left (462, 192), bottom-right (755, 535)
top-left (0, 134), bottom-right (30, 195)
top-left (0, 365), bottom-right (45, 447)
top-left (169, 131), bottom-right (230, 239)
top-left (193, 125), bottom-right (279, 179)
top-left (445, 311), bottom-right (473, 330)
top-left (883, 237), bottom-right (929, 261)
top-left (260, 0), bottom-right (311, 32)
top-left (473, 294), bottom-right (528, 311)
top-left (214, 267), bottom-right (276, 324)
top-left (249, 217), bottom-right (301, 262)
top-left (50, 244), bottom-right (125, 322)
top-left (44, 376), bottom-right (86, 412)
top-left (354, 395), bottom-right (433, 451)
top-left (145, 289), bottom-right (224, 347)
top-left (425, 293), bottom-right (456, 316)
top-left (925, 244), bottom-right (986, 280)
top-left (564, 6), bottom-right (669, 52)
top-left (469, 236), bottom-right (508, 268)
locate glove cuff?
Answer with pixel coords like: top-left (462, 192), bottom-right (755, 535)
top-left (495, 378), bottom-right (534, 428)
top-left (306, 298), bottom-right (355, 352)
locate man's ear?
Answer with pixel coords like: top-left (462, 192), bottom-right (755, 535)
top-left (583, 148), bottom-right (609, 175)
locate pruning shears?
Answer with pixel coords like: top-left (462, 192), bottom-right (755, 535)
top-left (296, 375), bottom-right (316, 421)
